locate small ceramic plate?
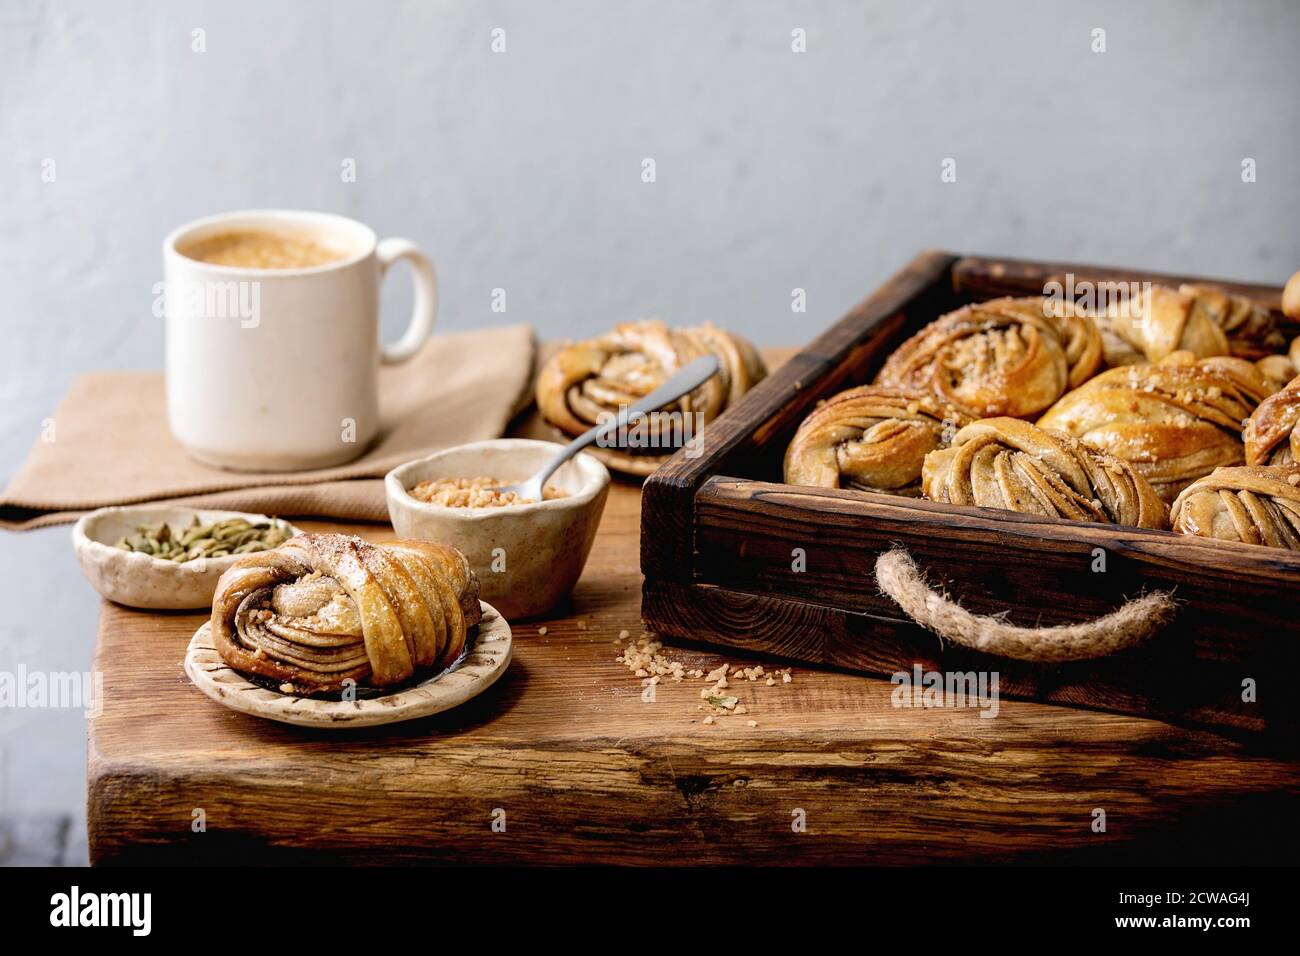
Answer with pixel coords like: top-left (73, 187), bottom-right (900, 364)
top-left (73, 506), bottom-right (302, 610)
top-left (183, 601), bottom-right (512, 728)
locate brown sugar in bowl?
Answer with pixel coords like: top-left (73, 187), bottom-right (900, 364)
top-left (385, 439), bottom-right (610, 619)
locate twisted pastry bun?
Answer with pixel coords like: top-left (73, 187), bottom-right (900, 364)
top-left (1094, 321), bottom-right (1146, 368)
top-left (1037, 351), bottom-right (1272, 503)
top-left (1171, 464), bottom-right (1300, 549)
top-left (1256, 355), bottom-right (1296, 392)
top-left (1180, 283), bottom-right (1286, 360)
top-left (1094, 283), bottom-right (1283, 364)
top-left (536, 320), bottom-right (766, 476)
top-left (1244, 373), bottom-right (1300, 466)
top-left (1252, 336), bottom-right (1300, 392)
top-left (874, 297), bottom-right (1103, 420)
top-left (211, 533), bottom-right (481, 694)
top-left (1284, 270), bottom-right (1300, 323)
top-left (1094, 284), bottom-right (1227, 364)
top-left (783, 386), bottom-right (969, 495)
top-left (921, 418), bottom-right (1168, 528)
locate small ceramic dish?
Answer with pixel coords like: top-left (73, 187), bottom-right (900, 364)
top-left (184, 601), bottom-right (512, 728)
top-left (385, 439), bottom-right (610, 618)
top-left (72, 506), bottom-right (302, 610)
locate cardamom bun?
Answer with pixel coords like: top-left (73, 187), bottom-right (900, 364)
top-left (921, 417), bottom-right (1168, 529)
top-left (875, 297), bottom-right (1103, 420)
top-left (1171, 464), bottom-right (1300, 549)
top-left (784, 385), bottom-right (970, 495)
top-left (210, 533), bottom-right (480, 694)
top-left (1037, 351), bottom-right (1272, 503)
top-left (535, 320), bottom-right (766, 476)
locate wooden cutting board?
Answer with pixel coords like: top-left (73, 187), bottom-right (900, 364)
top-left (85, 350), bottom-right (1300, 864)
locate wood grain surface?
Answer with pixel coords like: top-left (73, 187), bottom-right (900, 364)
top-left (87, 346), bottom-right (1300, 865)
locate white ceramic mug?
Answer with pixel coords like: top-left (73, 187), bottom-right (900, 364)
top-left (163, 209), bottom-right (437, 471)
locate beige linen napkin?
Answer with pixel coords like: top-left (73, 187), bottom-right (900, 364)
top-left (1, 325), bottom-right (536, 530)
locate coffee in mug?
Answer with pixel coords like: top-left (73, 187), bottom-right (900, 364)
top-left (164, 210), bottom-right (438, 471)
top-left (177, 228), bottom-right (348, 270)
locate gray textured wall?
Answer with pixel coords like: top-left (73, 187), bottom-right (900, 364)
top-left (2, 0), bottom-right (1298, 859)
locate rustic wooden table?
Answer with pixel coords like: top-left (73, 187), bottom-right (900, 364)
top-left (86, 351), bottom-right (1300, 865)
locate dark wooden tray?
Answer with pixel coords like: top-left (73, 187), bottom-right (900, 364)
top-left (640, 251), bottom-right (1299, 737)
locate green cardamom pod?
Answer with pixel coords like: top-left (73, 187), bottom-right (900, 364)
top-left (113, 514), bottom-right (291, 562)
top-left (180, 524), bottom-right (211, 547)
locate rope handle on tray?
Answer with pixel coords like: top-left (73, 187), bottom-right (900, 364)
top-left (874, 547), bottom-right (1176, 663)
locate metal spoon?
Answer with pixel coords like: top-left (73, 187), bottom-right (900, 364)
top-left (503, 354), bottom-right (721, 501)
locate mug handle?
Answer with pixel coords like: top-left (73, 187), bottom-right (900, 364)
top-left (376, 237), bottom-right (438, 364)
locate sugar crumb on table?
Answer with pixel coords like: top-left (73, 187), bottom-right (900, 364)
top-left (612, 630), bottom-right (795, 725)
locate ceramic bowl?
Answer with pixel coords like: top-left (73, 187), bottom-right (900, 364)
top-left (72, 506), bottom-right (301, 610)
top-left (385, 439), bottom-right (610, 619)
